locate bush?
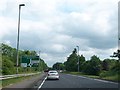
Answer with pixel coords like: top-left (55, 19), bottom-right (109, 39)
top-left (2, 56), bottom-right (16, 75)
top-left (100, 71), bottom-right (108, 78)
top-left (100, 70), bottom-right (119, 78)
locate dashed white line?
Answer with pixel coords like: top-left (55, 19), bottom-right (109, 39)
top-left (37, 77), bottom-right (47, 90)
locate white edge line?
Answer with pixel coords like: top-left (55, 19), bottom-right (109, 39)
top-left (93, 79), bottom-right (118, 84)
top-left (66, 74), bottom-right (118, 84)
top-left (37, 76), bottom-right (47, 90)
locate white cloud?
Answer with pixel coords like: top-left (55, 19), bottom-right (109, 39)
top-left (0, 0), bottom-right (7, 12)
top-left (1, 0), bottom-right (118, 66)
top-left (0, 17), bottom-right (17, 40)
top-left (51, 44), bottom-right (66, 53)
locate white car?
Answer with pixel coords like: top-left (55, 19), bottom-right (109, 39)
top-left (47, 70), bottom-right (59, 80)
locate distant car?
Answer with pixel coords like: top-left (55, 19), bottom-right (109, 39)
top-left (47, 70), bottom-right (59, 80)
top-left (59, 70), bottom-right (63, 73)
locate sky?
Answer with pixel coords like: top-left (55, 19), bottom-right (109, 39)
top-left (0, 0), bottom-right (119, 67)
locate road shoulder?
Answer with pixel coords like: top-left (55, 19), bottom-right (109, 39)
top-left (2, 72), bottom-right (46, 89)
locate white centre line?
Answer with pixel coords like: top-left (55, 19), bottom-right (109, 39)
top-left (37, 76), bottom-right (47, 90)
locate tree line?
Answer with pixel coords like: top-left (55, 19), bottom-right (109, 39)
top-left (52, 48), bottom-right (120, 80)
top-left (1, 43), bottom-right (48, 75)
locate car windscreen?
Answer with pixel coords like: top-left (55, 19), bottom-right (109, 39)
top-left (49, 71), bottom-right (57, 73)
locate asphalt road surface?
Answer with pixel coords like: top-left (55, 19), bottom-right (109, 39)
top-left (37, 73), bottom-right (119, 89)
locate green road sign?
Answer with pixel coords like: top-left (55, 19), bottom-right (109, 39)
top-left (21, 55), bottom-right (40, 67)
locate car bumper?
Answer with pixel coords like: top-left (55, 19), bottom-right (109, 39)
top-left (47, 75), bottom-right (59, 79)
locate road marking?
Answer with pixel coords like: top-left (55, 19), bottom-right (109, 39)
top-left (37, 76), bottom-right (47, 90)
top-left (93, 79), bottom-right (118, 84)
top-left (66, 74), bottom-right (118, 84)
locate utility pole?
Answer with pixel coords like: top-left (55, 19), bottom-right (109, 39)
top-left (39, 51), bottom-right (41, 71)
top-left (76, 46), bottom-right (79, 72)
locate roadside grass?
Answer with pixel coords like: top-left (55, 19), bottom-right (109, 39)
top-left (102, 75), bottom-right (119, 82)
top-left (63, 71), bottom-right (119, 82)
top-left (100, 71), bottom-right (120, 82)
top-left (1, 73), bottom-right (41, 88)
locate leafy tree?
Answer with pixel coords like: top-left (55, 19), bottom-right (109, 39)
top-left (1, 43), bottom-right (12, 56)
top-left (102, 59), bottom-right (118, 70)
top-left (111, 49), bottom-right (120, 60)
top-left (53, 62), bottom-right (65, 70)
top-left (79, 55), bottom-right (86, 71)
top-left (102, 59), bottom-right (109, 71)
top-left (65, 48), bottom-right (78, 71)
top-left (1, 43), bottom-right (48, 74)
top-left (82, 61), bottom-right (91, 74)
top-left (1, 43), bottom-right (16, 64)
top-left (111, 60), bottom-right (120, 72)
top-left (73, 48), bottom-right (77, 54)
top-left (40, 59), bottom-right (48, 71)
top-left (83, 55), bottom-right (101, 75)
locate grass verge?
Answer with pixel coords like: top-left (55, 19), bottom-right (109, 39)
top-left (63, 71), bottom-right (119, 82)
top-left (64, 72), bottom-right (99, 79)
top-left (1, 73), bottom-right (41, 88)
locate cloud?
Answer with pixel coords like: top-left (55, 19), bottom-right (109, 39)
top-left (0, 0), bottom-right (118, 67)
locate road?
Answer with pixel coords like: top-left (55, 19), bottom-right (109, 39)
top-left (1, 73), bottom-right (46, 90)
top-left (37, 73), bottom-right (119, 89)
top-left (1, 73), bottom-right (119, 90)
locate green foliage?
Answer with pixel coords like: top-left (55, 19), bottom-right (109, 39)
top-left (52, 47), bottom-right (119, 81)
top-left (53, 48), bottom-right (120, 81)
top-left (82, 55), bottom-right (101, 75)
top-left (2, 55), bottom-right (16, 75)
top-left (40, 59), bottom-right (48, 70)
top-left (1, 43), bottom-right (48, 75)
top-left (79, 55), bottom-right (86, 71)
top-left (1, 43), bottom-right (13, 56)
top-left (65, 51), bottom-right (78, 71)
top-left (100, 70), bottom-right (120, 81)
top-left (52, 62), bottom-right (65, 70)
top-left (101, 60), bottom-right (109, 71)
top-left (102, 59), bottom-right (117, 70)
top-left (64, 49), bottom-right (102, 75)
top-left (64, 49), bottom-right (86, 72)
top-left (100, 71), bottom-right (110, 77)
top-left (111, 60), bottom-right (120, 72)
top-left (1, 43), bottom-right (16, 64)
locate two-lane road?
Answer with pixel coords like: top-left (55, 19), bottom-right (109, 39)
top-left (38, 73), bottom-right (119, 89)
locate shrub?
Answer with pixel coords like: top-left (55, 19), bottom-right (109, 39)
top-left (2, 56), bottom-right (16, 75)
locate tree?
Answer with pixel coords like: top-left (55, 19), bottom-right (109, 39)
top-left (111, 60), bottom-right (120, 72)
top-left (82, 55), bottom-right (101, 75)
top-left (40, 59), bottom-right (48, 71)
top-left (1, 43), bottom-right (12, 56)
top-left (102, 59), bottom-right (109, 71)
top-left (111, 49), bottom-right (120, 60)
top-left (1, 43), bottom-right (17, 65)
top-left (65, 48), bottom-right (78, 71)
top-left (53, 62), bottom-right (65, 70)
top-left (79, 55), bottom-right (86, 71)
top-left (1, 43), bottom-right (48, 74)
